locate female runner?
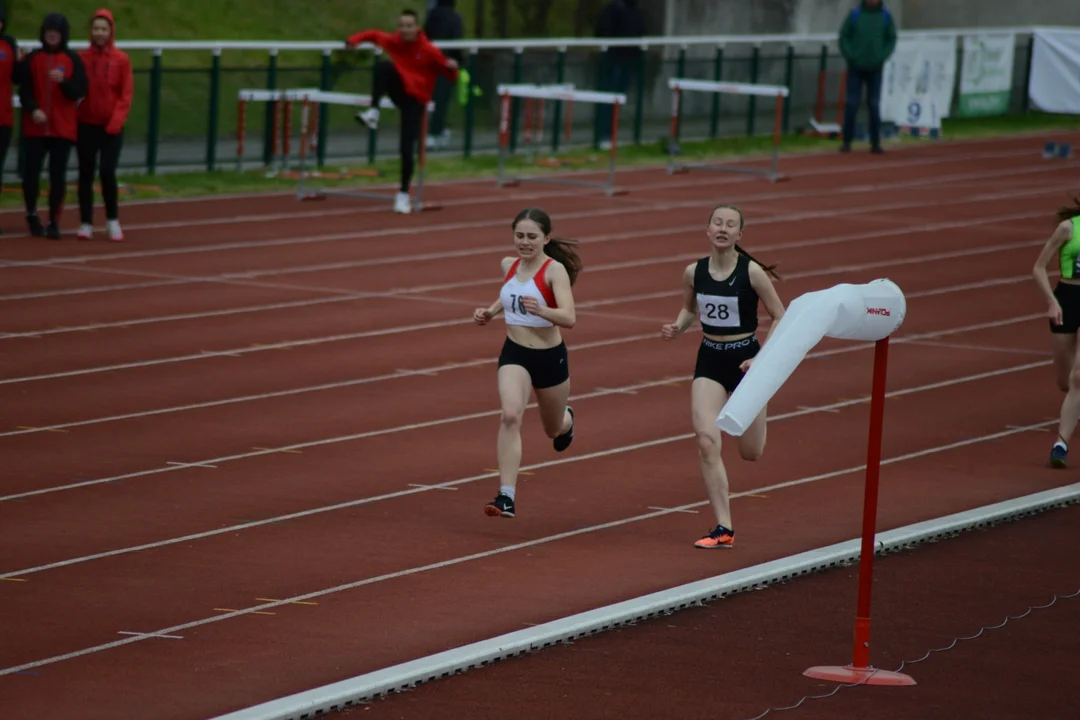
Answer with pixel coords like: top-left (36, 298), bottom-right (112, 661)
top-left (661, 204), bottom-right (785, 549)
top-left (1032, 194), bottom-right (1080, 468)
top-left (473, 208), bottom-right (582, 518)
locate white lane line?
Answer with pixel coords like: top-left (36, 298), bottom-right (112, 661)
top-left (0, 357), bottom-right (1051, 575)
top-left (165, 462), bottom-right (219, 470)
top-left (0, 333), bottom-right (654, 438)
top-left (0, 416), bottom-right (1058, 677)
top-left (0, 309), bottom-right (1048, 503)
top-left (0, 270), bottom-right (1042, 441)
top-left (0, 157), bottom-right (1066, 271)
top-left (906, 339), bottom-right (1052, 357)
top-left (0, 237), bottom-right (1043, 386)
top-left (116, 631), bottom-right (183, 640)
top-left (0, 206), bottom-right (1044, 337)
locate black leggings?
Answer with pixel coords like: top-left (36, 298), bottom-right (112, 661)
top-left (22, 136), bottom-right (74, 223)
top-left (370, 61), bottom-right (425, 193)
top-left (77, 123), bottom-right (124, 224)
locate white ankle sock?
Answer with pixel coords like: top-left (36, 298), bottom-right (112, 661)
top-left (500, 485), bottom-right (516, 501)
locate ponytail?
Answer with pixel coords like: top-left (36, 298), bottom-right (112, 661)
top-left (735, 243), bottom-right (781, 281)
top-left (546, 236), bottom-right (583, 285)
top-left (1057, 194), bottom-right (1080, 224)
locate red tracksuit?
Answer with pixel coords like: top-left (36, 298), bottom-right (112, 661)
top-left (345, 29), bottom-right (458, 104)
top-left (0, 32), bottom-right (18, 129)
top-left (78, 8), bottom-right (132, 133)
top-left (19, 15), bottom-right (87, 143)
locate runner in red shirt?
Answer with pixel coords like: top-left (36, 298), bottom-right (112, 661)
top-left (0, 8), bottom-right (20, 236)
top-left (18, 12), bottom-right (87, 240)
top-left (345, 9), bottom-right (458, 214)
top-left (77, 8), bottom-right (133, 242)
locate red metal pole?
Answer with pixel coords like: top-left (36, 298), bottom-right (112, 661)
top-left (804, 335), bottom-right (914, 686)
top-left (852, 336), bottom-right (889, 668)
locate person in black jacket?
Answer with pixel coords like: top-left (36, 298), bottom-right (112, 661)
top-left (595, 0), bottom-right (646, 150)
top-left (423, 0), bottom-right (463, 149)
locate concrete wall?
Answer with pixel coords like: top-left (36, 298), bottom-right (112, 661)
top-left (903, 0), bottom-right (1079, 29)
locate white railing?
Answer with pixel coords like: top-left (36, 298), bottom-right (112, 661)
top-left (10, 25), bottom-right (1053, 54)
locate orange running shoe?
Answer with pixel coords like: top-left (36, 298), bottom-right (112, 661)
top-left (694, 524), bottom-right (734, 549)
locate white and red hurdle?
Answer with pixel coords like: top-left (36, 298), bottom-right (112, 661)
top-left (496, 83), bottom-right (628, 197)
top-left (235, 88), bottom-right (437, 211)
top-left (667, 78), bottom-right (791, 183)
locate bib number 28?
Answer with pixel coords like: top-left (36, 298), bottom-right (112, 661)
top-left (698, 295), bottom-right (739, 326)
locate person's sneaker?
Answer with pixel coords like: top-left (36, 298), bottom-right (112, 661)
top-left (77, 223), bottom-right (93, 241)
top-left (553, 406), bottom-right (574, 452)
top-left (45, 222), bottom-right (61, 240)
top-left (356, 108), bottom-right (380, 130)
top-left (27, 214), bottom-right (45, 237)
top-left (484, 492), bottom-right (515, 518)
top-left (107, 220), bottom-right (124, 242)
top-left (839, 143), bottom-right (852, 153)
top-left (870, 145), bottom-right (885, 154)
top-left (1050, 443), bottom-right (1067, 468)
top-left (393, 191), bottom-right (412, 214)
top-left (694, 524), bottom-right (735, 549)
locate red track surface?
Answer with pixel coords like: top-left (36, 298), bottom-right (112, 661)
top-left (2, 134), bottom-right (1079, 719)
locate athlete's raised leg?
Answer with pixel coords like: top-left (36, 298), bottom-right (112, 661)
top-left (1051, 332), bottom-right (1076, 393)
top-left (534, 377), bottom-right (574, 451)
top-left (690, 377), bottom-right (735, 548)
top-left (737, 405), bottom-right (767, 461)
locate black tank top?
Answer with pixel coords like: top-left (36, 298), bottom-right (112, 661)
top-left (693, 254), bottom-right (759, 336)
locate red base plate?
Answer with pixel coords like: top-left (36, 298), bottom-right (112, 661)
top-left (803, 665), bottom-right (916, 686)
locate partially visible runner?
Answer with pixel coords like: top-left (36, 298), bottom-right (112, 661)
top-left (661, 204), bottom-right (785, 549)
top-left (0, 8), bottom-right (19, 236)
top-left (1032, 194), bottom-right (1080, 468)
top-left (345, 9), bottom-right (458, 214)
top-left (473, 208), bottom-right (582, 519)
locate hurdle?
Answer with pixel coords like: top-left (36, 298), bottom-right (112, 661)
top-left (236, 88), bottom-right (320, 174)
top-left (667, 78), bottom-right (791, 182)
top-left (496, 83), bottom-right (628, 197)
top-left (237, 88), bottom-right (437, 211)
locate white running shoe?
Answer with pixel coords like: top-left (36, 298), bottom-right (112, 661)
top-left (107, 220), bottom-right (124, 242)
top-left (76, 223), bottom-right (93, 240)
top-left (356, 108), bottom-right (380, 130)
top-left (394, 192), bottom-right (412, 214)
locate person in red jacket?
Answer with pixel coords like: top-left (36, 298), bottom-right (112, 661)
top-left (19, 12), bottom-right (87, 240)
top-left (76, 8), bottom-right (133, 242)
top-left (345, 9), bottom-right (458, 214)
top-left (0, 8), bottom-right (20, 236)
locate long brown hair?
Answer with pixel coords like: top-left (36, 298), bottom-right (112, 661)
top-left (1057, 195), bottom-right (1080, 223)
top-left (512, 207), bottom-right (583, 285)
top-left (710, 203), bottom-right (781, 280)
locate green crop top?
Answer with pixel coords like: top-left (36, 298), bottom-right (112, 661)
top-left (1060, 218), bottom-right (1080, 279)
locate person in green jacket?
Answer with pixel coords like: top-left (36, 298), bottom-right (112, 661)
top-left (838, 0), bottom-right (897, 153)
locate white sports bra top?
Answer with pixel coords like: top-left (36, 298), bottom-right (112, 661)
top-left (499, 258), bottom-right (556, 328)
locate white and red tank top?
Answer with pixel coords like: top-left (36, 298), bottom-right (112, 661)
top-left (500, 258), bottom-right (557, 328)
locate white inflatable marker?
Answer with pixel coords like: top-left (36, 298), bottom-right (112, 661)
top-left (716, 279), bottom-right (907, 435)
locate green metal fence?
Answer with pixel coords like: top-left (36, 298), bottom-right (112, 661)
top-left (1, 28), bottom-right (1044, 178)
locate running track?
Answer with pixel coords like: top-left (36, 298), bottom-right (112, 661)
top-left (1, 133), bottom-right (1078, 719)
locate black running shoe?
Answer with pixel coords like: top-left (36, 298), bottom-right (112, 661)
top-left (484, 492), bottom-right (515, 518)
top-left (553, 406), bottom-right (574, 452)
top-left (27, 214), bottom-right (45, 237)
top-left (45, 222), bottom-right (61, 240)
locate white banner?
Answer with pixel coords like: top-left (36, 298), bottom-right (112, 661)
top-left (880, 35), bottom-right (957, 128)
top-left (958, 33), bottom-right (1015, 117)
top-left (1029, 28), bottom-right (1080, 115)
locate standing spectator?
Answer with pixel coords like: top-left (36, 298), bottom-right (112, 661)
top-left (838, 0), bottom-right (897, 154)
top-left (423, 0), bottom-right (464, 150)
top-left (77, 8), bottom-right (133, 242)
top-left (19, 12), bottom-right (87, 240)
top-left (0, 7), bottom-right (19, 236)
top-left (594, 0), bottom-right (646, 151)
